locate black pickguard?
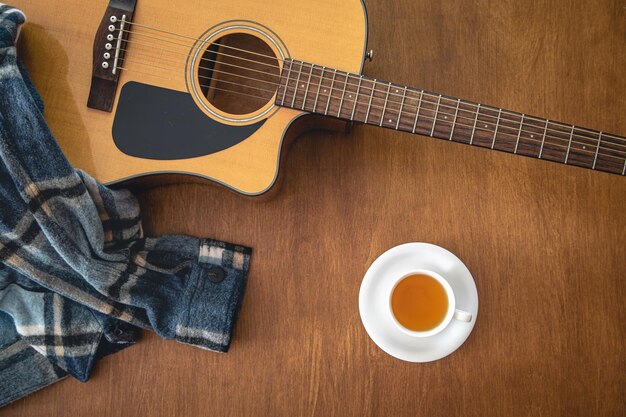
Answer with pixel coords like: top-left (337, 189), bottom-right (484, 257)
top-left (112, 81), bottom-right (265, 160)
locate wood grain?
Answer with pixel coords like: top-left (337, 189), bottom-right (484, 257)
top-left (4, 0), bottom-right (626, 416)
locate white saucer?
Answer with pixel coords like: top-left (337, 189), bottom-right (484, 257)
top-left (358, 243), bottom-right (478, 362)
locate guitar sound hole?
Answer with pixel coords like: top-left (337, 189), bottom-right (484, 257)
top-left (198, 33), bottom-right (280, 115)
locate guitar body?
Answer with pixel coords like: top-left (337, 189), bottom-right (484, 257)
top-left (14, 0), bottom-right (368, 195)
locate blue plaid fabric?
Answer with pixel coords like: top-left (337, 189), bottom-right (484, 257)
top-left (0, 4), bottom-right (251, 407)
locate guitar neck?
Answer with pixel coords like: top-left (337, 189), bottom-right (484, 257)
top-left (275, 59), bottom-right (626, 176)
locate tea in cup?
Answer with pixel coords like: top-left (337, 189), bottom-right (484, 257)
top-left (389, 270), bottom-right (471, 337)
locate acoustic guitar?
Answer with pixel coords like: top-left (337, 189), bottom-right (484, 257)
top-left (13, 0), bottom-right (626, 195)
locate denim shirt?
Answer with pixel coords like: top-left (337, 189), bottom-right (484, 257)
top-left (0, 5), bottom-right (251, 407)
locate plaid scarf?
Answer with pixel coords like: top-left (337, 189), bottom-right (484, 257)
top-left (0, 4), bottom-right (251, 407)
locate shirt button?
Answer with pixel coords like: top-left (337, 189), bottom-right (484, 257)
top-left (207, 266), bottom-right (225, 283)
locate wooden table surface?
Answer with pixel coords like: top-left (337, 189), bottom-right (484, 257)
top-left (5, 0), bottom-right (626, 416)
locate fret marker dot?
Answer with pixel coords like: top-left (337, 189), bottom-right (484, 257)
top-left (349, 95), bottom-right (352, 98)
top-left (444, 116), bottom-right (448, 119)
top-left (583, 146), bottom-right (587, 150)
top-left (301, 84), bottom-right (304, 88)
top-left (389, 119), bottom-right (392, 123)
top-left (323, 89), bottom-right (327, 93)
top-left (395, 89), bottom-right (399, 93)
top-left (531, 135), bottom-right (534, 138)
top-left (484, 124), bottom-right (488, 128)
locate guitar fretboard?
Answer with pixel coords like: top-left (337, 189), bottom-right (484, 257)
top-left (275, 59), bottom-right (626, 176)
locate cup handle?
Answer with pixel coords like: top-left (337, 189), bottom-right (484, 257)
top-left (453, 309), bottom-right (472, 323)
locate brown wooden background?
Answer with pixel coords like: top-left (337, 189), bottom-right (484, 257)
top-left (5, 0), bottom-right (626, 416)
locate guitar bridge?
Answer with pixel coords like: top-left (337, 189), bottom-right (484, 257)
top-left (87, 0), bottom-right (137, 112)
top-left (111, 14), bottom-right (127, 75)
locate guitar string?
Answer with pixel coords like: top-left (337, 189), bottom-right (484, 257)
top-left (116, 43), bottom-right (280, 78)
top-left (116, 62), bottom-right (626, 165)
top-left (113, 23), bottom-right (626, 145)
top-left (113, 34), bottom-right (626, 152)
top-left (116, 37), bottom-right (619, 149)
top-left (117, 37), bottom-right (280, 69)
top-left (114, 29), bottom-right (626, 149)
top-left (116, 50), bottom-right (626, 159)
top-left (117, 44), bottom-right (626, 154)
top-left (117, 55), bottom-right (597, 153)
top-left (119, 46), bottom-right (280, 85)
top-left (116, 44), bottom-right (626, 160)
top-left (123, 20), bottom-right (281, 60)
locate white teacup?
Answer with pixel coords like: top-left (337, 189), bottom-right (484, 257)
top-left (388, 269), bottom-right (472, 337)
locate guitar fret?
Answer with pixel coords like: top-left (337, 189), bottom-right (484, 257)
top-left (351, 76), bottom-right (363, 120)
top-left (412, 90), bottom-right (424, 133)
top-left (449, 99), bottom-right (460, 140)
top-left (622, 158), bottom-right (626, 175)
top-left (564, 125), bottom-right (574, 163)
top-left (514, 114), bottom-right (525, 154)
top-left (313, 66), bottom-right (325, 112)
top-left (469, 103), bottom-right (481, 145)
top-left (365, 79), bottom-right (376, 124)
top-left (395, 87), bottom-right (407, 130)
top-left (430, 94), bottom-right (442, 136)
top-left (291, 60), bottom-right (304, 108)
top-left (324, 69), bottom-right (337, 116)
top-left (491, 108), bottom-right (502, 149)
top-left (281, 60), bottom-right (294, 104)
top-left (379, 82), bottom-right (392, 127)
top-left (538, 119), bottom-right (549, 159)
top-left (592, 132), bottom-right (602, 169)
top-left (337, 72), bottom-right (349, 117)
top-left (301, 63), bottom-right (314, 110)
